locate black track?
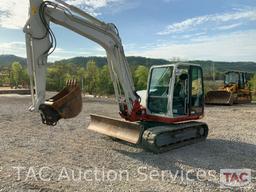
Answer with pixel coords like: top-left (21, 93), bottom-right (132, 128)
top-left (141, 121), bottom-right (208, 153)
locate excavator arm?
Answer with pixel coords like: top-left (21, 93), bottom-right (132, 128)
top-left (24, 0), bottom-right (209, 151)
top-left (24, 0), bottom-right (143, 125)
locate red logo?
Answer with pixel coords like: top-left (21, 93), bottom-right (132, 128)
top-left (220, 169), bottom-right (251, 188)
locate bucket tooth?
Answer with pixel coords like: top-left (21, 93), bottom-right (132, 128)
top-left (87, 114), bottom-right (144, 144)
top-left (39, 80), bottom-right (82, 126)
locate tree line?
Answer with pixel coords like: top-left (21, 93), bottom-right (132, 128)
top-left (45, 60), bottom-right (149, 95)
top-left (0, 60), bottom-right (256, 99)
top-left (0, 60), bottom-right (148, 95)
top-left (0, 62), bottom-right (29, 88)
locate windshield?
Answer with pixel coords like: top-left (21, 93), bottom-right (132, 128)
top-left (149, 67), bottom-right (173, 94)
top-left (148, 66), bottom-right (173, 114)
top-left (224, 72), bottom-right (239, 84)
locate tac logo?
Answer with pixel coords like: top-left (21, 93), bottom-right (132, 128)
top-left (220, 169), bottom-right (251, 188)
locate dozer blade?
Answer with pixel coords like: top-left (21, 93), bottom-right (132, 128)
top-left (205, 90), bottom-right (233, 105)
top-left (39, 79), bottom-right (82, 126)
top-left (87, 114), bottom-right (144, 144)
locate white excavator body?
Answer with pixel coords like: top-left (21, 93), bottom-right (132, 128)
top-left (24, 0), bottom-right (208, 153)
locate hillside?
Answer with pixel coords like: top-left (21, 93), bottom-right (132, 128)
top-left (189, 60), bottom-right (256, 73)
top-left (0, 55), bottom-right (26, 68)
top-left (54, 56), bottom-right (169, 68)
top-left (0, 54), bottom-right (256, 72)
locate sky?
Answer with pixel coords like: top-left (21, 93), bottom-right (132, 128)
top-left (0, 0), bottom-right (256, 62)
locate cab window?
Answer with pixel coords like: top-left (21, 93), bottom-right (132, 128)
top-left (190, 66), bottom-right (204, 115)
top-left (148, 66), bottom-right (173, 114)
top-left (173, 67), bottom-right (189, 116)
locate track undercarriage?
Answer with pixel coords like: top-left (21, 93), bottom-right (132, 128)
top-left (88, 114), bottom-right (208, 153)
top-left (141, 121), bottom-right (208, 153)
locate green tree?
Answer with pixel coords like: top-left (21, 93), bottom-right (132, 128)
top-left (98, 65), bottom-right (114, 95)
top-left (0, 68), bottom-right (11, 86)
top-left (47, 67), bottom-right (61, 90)
top-left (46, 63), bottom-right (75, 91)
top-left (21, 69), bottom-right (30, 86)
top-left (10, 62), bottom-right (23, 87)
top-left (84, 60), bottom-right (99, 95)
top-left (249, 74), bottom-right (256, 100)
top-left (134, 65), bottom-right (149, 90)
top-left (77, 67), bottom-right (86, 93)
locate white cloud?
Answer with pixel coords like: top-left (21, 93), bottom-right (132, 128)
top-left (0, 42), bottom-right (26, 56)
top-left (158, 8), bottom-right (256, 35)
top-left (0, 0), bottom-right (29, 29)
top-left (158, 16), bottom-right (208, 35)
top-left (133, 30), bottom-right (256, 62)
top-left (1, 30), bottom-right (256, 62)
top-left (65, 0), bottom-right (123, 15)
top-left (0, 40), bottom-right (106, 61)
top-left (216, 23), bottom-right (242, 30)
top-left (48, 46), bottom-right (106, 61)
top-left (66, 0), bottom-right (119, 9)
top-left (0, 0), bottom-right (124, 29)
top-left (180, 32), bottom-right (206, 39)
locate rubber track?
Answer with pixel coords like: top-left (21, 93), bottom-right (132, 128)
top-left (141, 121), bottom-right (208, 153)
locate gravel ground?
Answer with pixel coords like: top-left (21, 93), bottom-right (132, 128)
top-left (0, 94), bottom-right (255, 192)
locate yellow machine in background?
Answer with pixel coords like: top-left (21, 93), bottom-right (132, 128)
top-left (205, 71), bottom-right (252, 105)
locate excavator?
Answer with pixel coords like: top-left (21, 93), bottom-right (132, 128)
top-left (24, 0), bottom-right (208, 153)
top-left (205, 71), bottom-right (252, 105)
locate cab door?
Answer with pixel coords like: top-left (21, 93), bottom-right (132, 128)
top-left (147, 66), bottom-right (173, 115)
top-left (189, 66), bottom-right (204, 115)
top-left (172, 66), bottom-right (190, 116)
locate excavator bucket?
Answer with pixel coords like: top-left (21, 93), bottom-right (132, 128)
top-left (39, 80), bottom-right (82, 125)
top-left (205, 90), bottom-right (233, 105)
top-left (87, 114), bottom-right (144, 144)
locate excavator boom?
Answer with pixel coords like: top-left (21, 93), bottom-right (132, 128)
top-left (24, 0), bottom-right (141, 125)
top-left (25, 0), bottom-right (208, 153)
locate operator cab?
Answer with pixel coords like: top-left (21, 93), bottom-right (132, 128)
top-left (146, 63), bottom-right (204, 118)
top-left (224, 71), bottom-right (249, 89)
